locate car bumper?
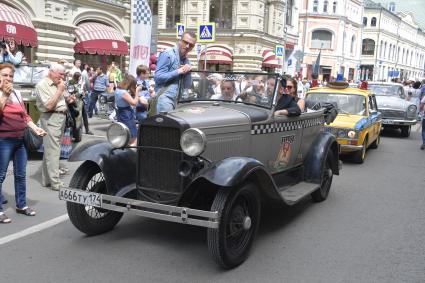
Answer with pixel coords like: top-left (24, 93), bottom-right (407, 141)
top-left (381, 119), bottom-right (416, 126)
top-left (59, 187), bottom-right (219, 229)
top-left (340, 144), bottom-right (364, 152)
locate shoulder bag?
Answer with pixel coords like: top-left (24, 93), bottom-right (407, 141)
top-left (13, 91), bottom-right (43, 151)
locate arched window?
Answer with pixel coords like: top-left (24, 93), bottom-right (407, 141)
top-left (371, 17), bottom-right (377, 26)
top-left (210, 0), bottom-right (232, 28)
top-left (333, 1), bottom-right (337, 13)
top-left (313, 0), bottom-right (319, 12)
top-left (350, 36), bottom-right (356, 54)
top-left (323, 0), bottom-right (329, 13)
top-left (363, 17), bottom-right (367, 26)
top-left (286, 0), bottom-right (293, 26)
top-left (311, 30), bottom-right (332, 49)
top-left (362, 39), bottom-right (375, 55)
top-left (166, 0), bottom-right (181, 28)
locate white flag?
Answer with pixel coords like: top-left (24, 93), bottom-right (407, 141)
top-left (129, 0), bottom-right (152, 76)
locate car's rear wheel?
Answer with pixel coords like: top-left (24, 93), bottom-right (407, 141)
top-left (67, 162), bottom-right (123, 236)
top-left (207, 183), bottom-right (260, 269)
top-left (352, 138), bottom-right (367, 164)
top-left (370, 135), bottom-right (380, 149)
top-left (400, 125), bottom-right (411, 137)
top-left (311, 150), bottom-right (334, 202)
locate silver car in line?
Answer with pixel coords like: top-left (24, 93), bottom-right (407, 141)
top-left (368, 82), bottom-right (417, 137)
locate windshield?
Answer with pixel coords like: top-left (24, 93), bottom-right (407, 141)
top-left (178, 71), bottom-right (280, 109)
top-left (368, 84), bottom-right (402, 96)
top-left (13, 65), bottom-right (49, 85)
top-left (307, 92), bottom-right (366, 115)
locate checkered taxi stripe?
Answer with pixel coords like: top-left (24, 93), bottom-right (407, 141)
top-left (251, 117), bottom-right (323, 135)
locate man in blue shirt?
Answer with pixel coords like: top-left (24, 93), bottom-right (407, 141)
top-left (154, 31), bottom-right (196, 113)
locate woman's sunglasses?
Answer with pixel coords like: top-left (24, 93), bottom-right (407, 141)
top-left (286, 85), bottom-right (293, 90)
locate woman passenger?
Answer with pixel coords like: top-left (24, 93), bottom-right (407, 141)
top-left (285, 78), bottom-right (305, 112)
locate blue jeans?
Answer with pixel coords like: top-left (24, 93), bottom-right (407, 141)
top-left (422, 119), bottom-right (425, 144)
top-left (156, 94), bottom-right (176, 114)
top-left (88, 90), bottom-right (102, 117)
top-left (0, 137), bottom-right (28, 212)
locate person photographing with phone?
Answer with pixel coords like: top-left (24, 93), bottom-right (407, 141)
top-left (0, 38), bottom-right (23, 66)
top-left (36, 63), bottom-right (76, 191)
top-left (0, 63), bottom-right (46, 223)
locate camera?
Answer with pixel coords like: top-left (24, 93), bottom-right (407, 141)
top-left (137, 83), bottom-right (148, 91)
top-left (0, 40), bottom-right (7, 50)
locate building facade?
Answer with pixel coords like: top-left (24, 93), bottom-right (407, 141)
top-left (360, 0), bottom-right (425, 81)
top-left (1, 0), bottom-right (131, 68)
top-left (155, 0), bottom-right (300, 73)
top-left (298, 0), bottom-right (363, 82)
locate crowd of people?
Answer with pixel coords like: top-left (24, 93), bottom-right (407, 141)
top-left (1, 31), bottom-right (425, 223)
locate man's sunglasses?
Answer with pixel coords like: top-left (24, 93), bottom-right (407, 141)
top-left (181, 39), bottom-right (195, 49)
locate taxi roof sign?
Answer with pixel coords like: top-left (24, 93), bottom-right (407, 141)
top-left (197, 23), bottom-right (216, 43)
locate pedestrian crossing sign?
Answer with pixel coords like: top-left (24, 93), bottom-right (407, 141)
top-left (176, 23), bottom-right (185, 39)
top-left (197, 23), bottom-right (215, 43)
top-left (275, 45), bottom-right (284, 58)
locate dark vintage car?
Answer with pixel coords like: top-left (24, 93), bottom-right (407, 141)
top-left (59, 71), bottom-right (341, 269)
top-left (368, 82), bottom-right (417, 137)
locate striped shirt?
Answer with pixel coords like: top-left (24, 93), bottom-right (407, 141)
top-left (0, 89), bottom-right (31, 138)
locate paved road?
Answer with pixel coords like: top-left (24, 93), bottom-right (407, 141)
top-left (0, 121), bottom-right (424, 283)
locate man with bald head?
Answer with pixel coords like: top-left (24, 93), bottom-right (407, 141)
top-left (36, 63), bottom-right (76, 191)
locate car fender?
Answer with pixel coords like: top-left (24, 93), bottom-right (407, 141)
top-left (193, 157), bottom-right (281, 201)
top-left (69, 140), bottom-right (137, 195)
top-left (304, 132), bottom-right (340, 183)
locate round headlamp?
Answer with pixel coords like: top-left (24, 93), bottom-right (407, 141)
top-left (337, 129), bottom-right (346, 138)
top-left (107, 122), bottom-right (130, 148)
top-left (180, 128), bottom-right (206, 157)
top-left (407, 105), bottom-right (417, 112)
top-left (347, 130), bottom-right (356, 139)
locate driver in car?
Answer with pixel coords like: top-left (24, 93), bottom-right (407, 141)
top-left (211, 80), bottom-right (241, 101)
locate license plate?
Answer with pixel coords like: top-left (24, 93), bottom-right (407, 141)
top-left (382, 119), bottom-right (394, 125)
top-left (59, 189), bottom-right (102, 207)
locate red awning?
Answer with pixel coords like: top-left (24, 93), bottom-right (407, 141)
top-left (200, 45), bottom-right (233, 65)
top-left (262, 49), bottom-right (280, 68)
top-left (0, 3), bottom-right (37, 47)
top-left (74, 22), bottom-right (128, 56)
top-left (156, 41), bottom-right (174, 55)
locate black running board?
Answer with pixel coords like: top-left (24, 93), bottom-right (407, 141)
top-left (279, 182), bottom-right (320, 205)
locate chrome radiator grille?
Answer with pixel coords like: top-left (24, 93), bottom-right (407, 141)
top-left (138, 126), bottom-right (183, 193)
top-left (379, 109), bottom-right (405, 119)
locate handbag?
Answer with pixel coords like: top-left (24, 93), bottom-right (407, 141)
top-left (13, 91), bottom-right (43, 151)
top-left (23, 127), bottom-right (43, 151)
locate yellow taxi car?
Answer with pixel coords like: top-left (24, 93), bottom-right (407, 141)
top-left (306, 82), bottom-right (382, 163)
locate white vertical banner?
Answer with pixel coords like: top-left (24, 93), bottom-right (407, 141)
top-left (129, 0), bottom-right (152, 76)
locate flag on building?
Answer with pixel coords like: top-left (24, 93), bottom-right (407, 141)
top-left (129, 0), bottom-right (152, 76)
top-left (312, 50), bottom-right (321, 78)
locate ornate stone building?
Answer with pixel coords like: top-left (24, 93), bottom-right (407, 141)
top-left (298, 0), bottom-right (363, 82)
top-left (360, 0), bottom-right (425, 81)
top-left (1, 0), bottom-right (131, 68)
top-left (155, 0), bottom-right (300, 72)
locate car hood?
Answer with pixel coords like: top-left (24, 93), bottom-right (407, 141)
top-left (330, 114), bottom-right (364, 129)
top-left (169, 104), bottom-right (252, 130)
top-left (376, 96), bottom-right (411, 110)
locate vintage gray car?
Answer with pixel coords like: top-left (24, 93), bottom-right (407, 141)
top-left (368, 82), bottom-right (417, 137)
top-left (59, 71), bottom-right (340, 269)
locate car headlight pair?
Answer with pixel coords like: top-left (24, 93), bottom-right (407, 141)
top-left (336, 128), bottom-right (358, 139)
top-left (107, 123), bottom-right (207, 156)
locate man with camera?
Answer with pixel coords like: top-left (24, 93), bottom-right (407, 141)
top-left (0, 38), bottom-right (23, 66)
top-left (35, 63), bottom-right (76, 191)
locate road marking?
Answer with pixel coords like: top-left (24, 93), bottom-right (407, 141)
top-left (0, 214), bottom-right (69, 246)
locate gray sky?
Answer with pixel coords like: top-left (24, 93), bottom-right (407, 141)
top-left (374, 0), bottom-right (425, 28)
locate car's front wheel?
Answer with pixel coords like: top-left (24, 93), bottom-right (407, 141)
top-left (207, 183), bottom-right (261, 269)
top-left (352, 138), bottom-right (367, 164)
top-left (400, 125), bottom-right (411, 137)
top-left (66, 161), bottom-right (123, 236)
